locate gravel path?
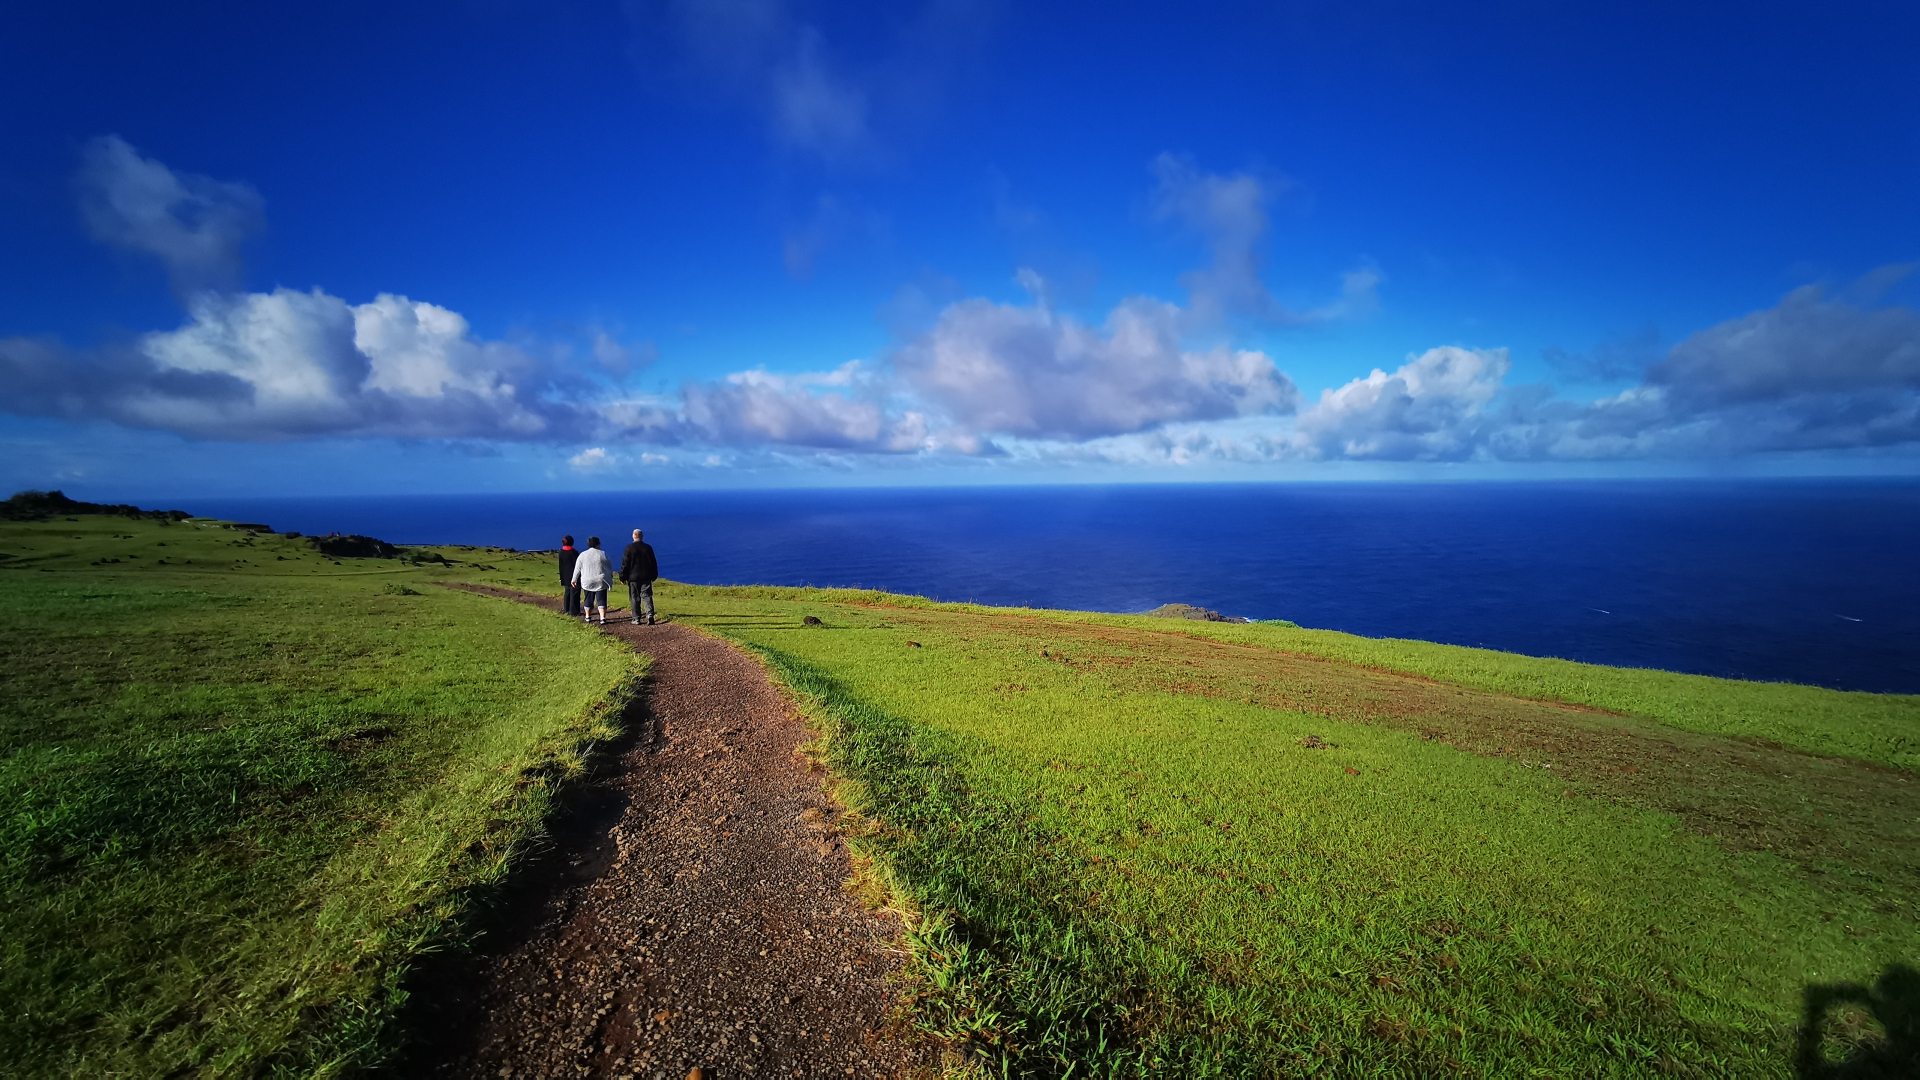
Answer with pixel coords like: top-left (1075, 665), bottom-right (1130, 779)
top-left (422, 587), bottom-right (928, 1079)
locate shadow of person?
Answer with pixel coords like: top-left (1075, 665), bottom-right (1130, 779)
top-left (1797, 963), bottom-right (1919, 1078)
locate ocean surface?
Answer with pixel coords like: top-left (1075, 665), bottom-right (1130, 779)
top-left (192, 481), bottom-right (1920, 695)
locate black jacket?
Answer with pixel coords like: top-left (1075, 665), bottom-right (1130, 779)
top-left (619, 541), bottom-right (658, 583)
top-left (557, 547), bottom-right (579, 586)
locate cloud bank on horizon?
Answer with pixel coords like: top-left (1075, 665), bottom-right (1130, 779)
top-left (4, 135), bottom-right (1916, 475)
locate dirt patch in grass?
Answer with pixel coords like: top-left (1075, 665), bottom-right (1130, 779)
top-left (913, 611), bottom-right (1920, 895)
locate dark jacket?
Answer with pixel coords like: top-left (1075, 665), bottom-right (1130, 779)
top-left (557, 546), bottom-right (579, 585)
top-left (619, 540), bottom-right (658, 583)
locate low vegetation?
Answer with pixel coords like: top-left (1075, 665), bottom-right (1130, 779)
top-left (470, 559), bottom-right (1918, 1076)
top-left (0, 514), bottom-right (643, 1076)
top-left (5, 506), bottom-right (1913, 1077)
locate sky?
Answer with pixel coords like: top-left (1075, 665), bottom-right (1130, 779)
top-left (2, 0), bottom-right (1917, 497)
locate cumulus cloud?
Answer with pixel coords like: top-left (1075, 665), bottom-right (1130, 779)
top-left (76, 135), bottom-right (265, 298)
top-left (0, 289), bottom-right (592, 441)
top-left (1547, 280), bottom-right (1920, 456)
top-left (1650, 283), bottom-right (1920, 412)
top-left (0, 282), bottom-right (935, 452)
top-left (1282, 274), bottom-right (1920, 462)
top-left (1150, 153), bottom-right (1380, 327)
top-left (1291, 346), bottom-right (1510, 461)
top-left (51, 143), bottom-right (1341, 460)
top-left (892, 275), bottom-right (1299, 447)
top-left (49, 139), bottom-right (1917, 472)
top-left (676, 362), bottom-right (929, 451)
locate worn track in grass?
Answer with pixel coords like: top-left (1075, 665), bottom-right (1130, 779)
top-left (421, 585), bottom-right (927, 1079)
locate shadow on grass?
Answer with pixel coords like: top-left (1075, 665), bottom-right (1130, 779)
top-left (1797, 963), bottom-right (1919, 1078)
top-left (387, 671), bottom-right (660, 1073)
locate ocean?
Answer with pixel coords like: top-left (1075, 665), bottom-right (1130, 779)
top-left (191, 480), bottom-right (1920, 695)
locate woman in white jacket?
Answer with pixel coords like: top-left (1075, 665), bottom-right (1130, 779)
top-left (570, 536), bottom-right (615, 625)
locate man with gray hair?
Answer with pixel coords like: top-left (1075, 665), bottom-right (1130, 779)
top-left (619, 528), bottom-right (659, 625)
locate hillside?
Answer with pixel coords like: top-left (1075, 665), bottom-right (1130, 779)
top-left (2, 510), bottom-right (1913, 1076)
top-left (468, 563), bottom-right (1918, 1076)
top-left (0, 514), bottom-right (642, 1075)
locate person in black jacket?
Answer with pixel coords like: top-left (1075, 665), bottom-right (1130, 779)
top-left (557, 535), bottom-right (582, 616)
top-left (619, 528), bottom-right (659, 625)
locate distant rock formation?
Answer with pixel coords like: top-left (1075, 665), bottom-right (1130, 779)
top-left (1144, 603), bottom-right (1249, 623)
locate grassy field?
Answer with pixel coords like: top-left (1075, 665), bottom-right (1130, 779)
top-left (7, 508), bottom-right (1914, 1077)
top-left (0, 513), bottom-right (643, 1076)
top-left (468, 557), bottom-right (1917, 1077)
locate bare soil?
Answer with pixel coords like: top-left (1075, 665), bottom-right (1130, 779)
top-left (416, 586), bottom-right (930, 1079)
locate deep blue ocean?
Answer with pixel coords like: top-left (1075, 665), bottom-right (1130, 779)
top-left (192, 481), bottom-right (1920, 695)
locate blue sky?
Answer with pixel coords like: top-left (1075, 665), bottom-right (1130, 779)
top-left (2, 0), bottom-right (1917, 496)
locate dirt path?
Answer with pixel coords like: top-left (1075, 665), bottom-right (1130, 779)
top-left (420, 587), bottom-right (928, 1079)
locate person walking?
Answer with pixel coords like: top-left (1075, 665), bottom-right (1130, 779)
top-left (570, 536), bottom-right (614, 625)
top-left (619, 528), bottom-right (659, 625)
top-left (557, 535), bottom-right (582, 616)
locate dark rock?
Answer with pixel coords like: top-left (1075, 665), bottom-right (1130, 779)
top-left (310, 533), bottom-right (400, 559)
top-left (1144, 602), bottom-right (1250, 623)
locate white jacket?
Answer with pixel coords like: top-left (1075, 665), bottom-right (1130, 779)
top-left (571, 547), bottom-right (613, 591)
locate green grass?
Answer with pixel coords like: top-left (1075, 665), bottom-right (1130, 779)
top-left (0, 516), bottom-right (643, 1076)
top-left (454, 573), bottom-right (1912, 1078)
top-left (10, 520), bottom-right (1910, 1077)
top-left (603, 583), bottom-right (1920, 773)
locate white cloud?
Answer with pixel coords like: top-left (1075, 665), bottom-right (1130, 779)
top-left (569, 447), bottom-right (613, 471)
top-left (675, 361), bottom-right (930, 451)
top-left (46, 140), bottom-right (1920, 471)
top-left (1515, 281), bottom-right (1920, 458)
top-left (892, 276), bottom-right (1299, 447)
top-left (1291, 346), bottom-right (1510, 461)
top-left (0, 288), bottom-right (589, 441)
top-left (1280, 273), bottom-right (1920, 462)
top-left (76, 135), bottom-right (265, 298)
top-left (1650, 281), bottom-right (1920, 413)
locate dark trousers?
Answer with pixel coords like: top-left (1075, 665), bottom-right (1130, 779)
top-left (562, 584), bottom-right (582, 616)
top-left (627, 580), bottom-right (655, 622)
